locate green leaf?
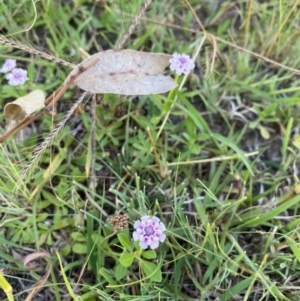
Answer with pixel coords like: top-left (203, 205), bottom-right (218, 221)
top-left (117, 232), bottom-right (132, 251)
top-left (249, 121), bottom-right (258, 129)
top-left (114, 263), bottom-right (128, 281)
top-left (258, 124), bottom-right (270, 139)
top-left (186, 116), bottom-right (197, 138)
top-left (0, 272), bottom-right (12, 296)
top-left (70, 232), bottom-right (86, 242)
top-left (212, 133), bottom-right (254, 175)
top-left (239, 194), bottom-right (300, 228)
top-left (99, 268), bottom-right (116, 286)
top-left (119, 253), bottom-right (135, 267)
top-left (141, 260), bottom-right (162, 282)
top-left (282, 117), bottom-right (293, 161)
top-left (176, 91), bottom-right (210, 133)
top-left (285, 236), bottom-right (300, 263)
top-left (142, 250), bottom-right (157, 259)
top-left (72, 243), bottom-right (87, 254)
top-left (220, 278), bottom-right (253, 301)
top-left (190, 143), bottom-right (201, 154)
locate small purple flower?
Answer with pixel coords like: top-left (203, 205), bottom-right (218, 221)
top-left (5, 68), bottom-right (28, 86)
top-left (169, 52), bottom-right (195, 75)
top-left (133, 216), bottom-right (166, 250)
top-left (0, 59), bottom-right (16, 73)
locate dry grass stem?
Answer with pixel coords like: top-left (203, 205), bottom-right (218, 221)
top-left (116, 0), bottom-right (153, 51)
top-left (20, 92), bottom-right (90, 181)
top-left (0, 35), bottom-right (75, 68)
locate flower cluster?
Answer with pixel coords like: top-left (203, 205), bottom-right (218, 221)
top-left (0, 59), bottom-right (16, 73)
top-left (0, 59), bottom-right (28, 86)
top-left (133, 216), bottom-right (166, 250)
top-left (169, 52), bottom-right (195, 75)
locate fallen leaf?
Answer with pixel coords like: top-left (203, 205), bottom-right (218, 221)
top-left (73, 50), bottom-right (177, 95)
top-left (23, 251), bottom-right (52, 301)
top-left (4, 89), bottom-right (45, 131)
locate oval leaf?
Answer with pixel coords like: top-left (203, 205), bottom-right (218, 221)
top-left (114, 263), bottom-right (128, 281)
top-left (73, 50), bottom-right (177, 95)
top-left (117, 232), bottom-right (132, 251)
top-left (72, 243), bottom-right (87, 254)
top-left (119, 253), bottom-right (135, 267)
top-left (142, 250), bottom-right (157, 259)
top-left (141, 260), bottom-right (162, 282)
top-left (258, 124), bottom-right (270, 140)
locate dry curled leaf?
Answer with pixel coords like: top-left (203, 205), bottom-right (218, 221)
top-left (73, 49), bottom-right (177, 95)
top-left (23, 251), bottom-right (52, 301)
top-left (4, 89), bottom-right (45, 131)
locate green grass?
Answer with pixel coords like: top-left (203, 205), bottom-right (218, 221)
top-left (1, 0), bottom-right (300, 300)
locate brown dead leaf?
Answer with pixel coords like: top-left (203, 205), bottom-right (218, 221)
top-left (73, 50), bottom-right (177, 95)
top-left (23, 251), bottom-right (52, 301)
top-left (4, 90), bottom-right (45, 131)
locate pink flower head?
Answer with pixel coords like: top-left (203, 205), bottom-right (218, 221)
top-left (169, 52), bottom-right (195, 75)
top-left (5, 68), bottom-right (28, 86)
top-left (0, 59), bottom-right (16, 73)
top-left (133, 216), bottom-right (166, 250)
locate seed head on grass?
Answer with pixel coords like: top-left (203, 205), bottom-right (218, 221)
top-left (133, 216), bottom-right (166, 250)
top-left (169, 52), bottom-right (195, 75)
top-left (0, 59), bottom-right (16, 73)
top-left (5, 68), bottom-right (28, 86)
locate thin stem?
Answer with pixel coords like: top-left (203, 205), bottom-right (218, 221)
top-left (89, 95), bottom-right (97, 194)
top-left (0, 35), bottom-right (75, 68)
top-left (20, 92), bottom-right (90, 181)
top-left (116, 0), bottom-right (153, 51)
